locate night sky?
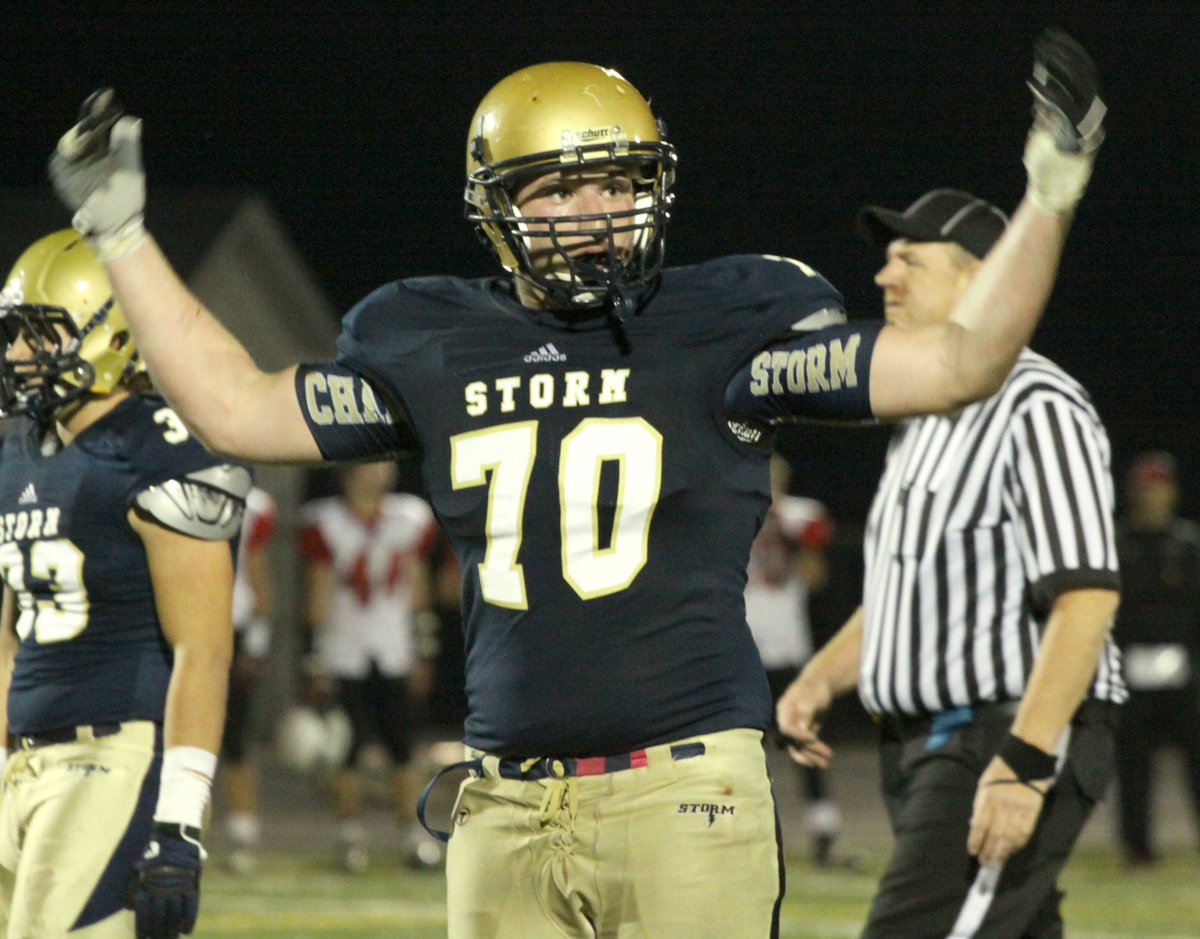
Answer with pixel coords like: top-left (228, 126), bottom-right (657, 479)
top-left (5, 2), bottom-right (1198, 520)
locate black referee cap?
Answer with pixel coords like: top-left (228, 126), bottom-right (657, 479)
top-left (857, 189), bottom-right (1009, 260)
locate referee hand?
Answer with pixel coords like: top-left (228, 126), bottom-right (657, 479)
top-left (775, 674), bottom-right (834, 768)
top-left (967, 756), bottom-right (1048, 864)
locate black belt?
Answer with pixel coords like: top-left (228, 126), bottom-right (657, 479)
top-left (10, 722), bottom-right (123, 750)
top-left (872, 704), bottom-right (1003, 741)
top-left (875, 697), bottom-right (1117, 741)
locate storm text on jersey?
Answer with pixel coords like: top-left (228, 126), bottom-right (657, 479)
top-left (464, 368), bottom-right (630, 416)
top-left (1, 507), bottom-right (61, 542)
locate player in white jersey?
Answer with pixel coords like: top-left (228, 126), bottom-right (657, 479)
top-left (215, 485), bottom-right (277, 873)
top-left (298, 461), bottom-right (439, 871)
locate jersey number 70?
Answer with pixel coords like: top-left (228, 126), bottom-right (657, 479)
top-left (450, 417), bottom-right (662, 609)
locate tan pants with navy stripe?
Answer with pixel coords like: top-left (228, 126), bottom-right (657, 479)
top-left (0, 722), bottom-right (157, 938)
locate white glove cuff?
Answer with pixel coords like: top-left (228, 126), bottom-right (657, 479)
top-left (1023, 128), bottom-right (1095, 215)
top-left (154, 746), bottom-right (218, 831)
top-left (83, 216), bottom-right (147, 263)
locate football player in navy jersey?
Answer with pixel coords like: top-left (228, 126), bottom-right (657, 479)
top-left (48, 31), bottom-right (1105, 938)
top-left (0, 231), bottom-right (251, 938)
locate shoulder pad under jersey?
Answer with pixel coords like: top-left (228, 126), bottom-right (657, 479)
top-left (790, 308), bottom-right (848, 332)
top-left (134, 464), bottom-right (253, 540)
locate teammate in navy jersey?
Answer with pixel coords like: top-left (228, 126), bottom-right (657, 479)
top-left (0, 231), bottom-right (250, 938)
top-left (48, 31), bottom-right (1105, 939)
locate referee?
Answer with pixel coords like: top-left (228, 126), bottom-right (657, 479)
top-left (777, 189), bottom-right (1124, 939)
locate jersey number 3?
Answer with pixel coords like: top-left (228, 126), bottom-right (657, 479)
top-left (451, 417), bottom-right (662, 609)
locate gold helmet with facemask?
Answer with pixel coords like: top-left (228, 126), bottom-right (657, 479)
top-left (0, 229), bottom-right (139, 424)
top-left (464, 62), bottom-right (676, 313)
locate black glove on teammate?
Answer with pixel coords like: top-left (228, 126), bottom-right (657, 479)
top-left (127, 822), bottom-right (204, 939)
top-left (1027, 28), bottom-right (1105, 154)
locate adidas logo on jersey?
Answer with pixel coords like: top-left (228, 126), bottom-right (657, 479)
top-left (17, 483), bottom-right (37, 505)
top-left (523, 343), bottom-right (567, 363)
top-left (726, 420), bottom-right (764, 445)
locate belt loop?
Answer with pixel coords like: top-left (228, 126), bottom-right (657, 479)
top-left (417, 758), bottom-right (483, 844)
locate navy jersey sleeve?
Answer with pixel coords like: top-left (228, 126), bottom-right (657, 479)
top-left (295, 361), bottom-right (419, 462)
top-left (723, 320), bottom-right (884, 425)
top-left (116, 398), bottom-right (248, 497)
top-left (118, 399), bottom-right (253, 539)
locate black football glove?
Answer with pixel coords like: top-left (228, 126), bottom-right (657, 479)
top-left (1027, 28), bottom-right (1105, 154)
top-left (57, 88), bottom-right (125, 161)
top-left (127, 822), bottom-right (204, 939)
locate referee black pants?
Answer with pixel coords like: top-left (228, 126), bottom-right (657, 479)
top-left (862, 700), bottom-right (1118, 939)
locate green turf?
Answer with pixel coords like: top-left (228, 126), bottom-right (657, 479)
top-left (196, 848), bottom-right (1200, 938)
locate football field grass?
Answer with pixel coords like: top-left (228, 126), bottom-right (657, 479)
top-left (195, 847), bottom-right (1200, 938)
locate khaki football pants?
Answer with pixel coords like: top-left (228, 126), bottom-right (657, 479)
top-left (446, 727), bottom-right (783, 938)
top-left (0, 721), bottom-right (157, 938)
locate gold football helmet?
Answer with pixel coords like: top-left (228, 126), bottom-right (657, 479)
top-left (0, 229), bottom-right (139, 423)
top-left (465, 62), bottom-right (676, 312)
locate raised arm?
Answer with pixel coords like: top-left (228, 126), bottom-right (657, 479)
top-left (870, 30), bottom-right (1106, 419)
top-left (112, 237), bottom-right (319, 462)
top-left (48, 94), bottom-right (320, 463)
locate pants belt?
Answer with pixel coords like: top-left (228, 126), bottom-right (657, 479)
top-left (874, 701), bottom-right (1019, 740)
top-left (497, 741), bottom-right (707, 781)
top-left (875, 697), bottom-right (1117, 740)
top-left (417, 740), bottom-right (708, 843)
top-left (10, 722), bottom-right (123, 750)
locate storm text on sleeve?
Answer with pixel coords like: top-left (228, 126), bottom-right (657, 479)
top-left (723, 321), bottom-right (883, 441)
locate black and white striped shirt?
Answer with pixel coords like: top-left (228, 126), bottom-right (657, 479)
top-left (859, 350), bottom-right (1125, 717)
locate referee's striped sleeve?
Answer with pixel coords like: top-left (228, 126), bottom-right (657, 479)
top-left (1009, 389), bottom-right (1119, 611)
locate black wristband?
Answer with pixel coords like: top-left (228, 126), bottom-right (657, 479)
top-left (152, 821), bottom-right (203, 842)
top-left (985, 778), bottom-right (1047, 796)
top-left (997, 733), bottom-right (1057, 782)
